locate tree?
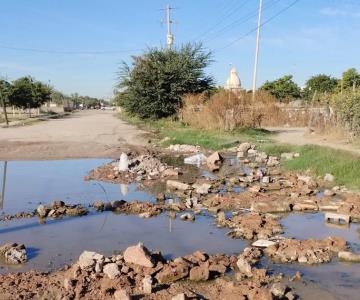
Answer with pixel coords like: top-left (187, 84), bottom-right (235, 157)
top-left (341, 68), bottom-right (360, 91)
top-left (117, 43), bottom-right (214, 119)
top-left (9, 77), bottom-right (51, 109)
top-left (260, 75), bottom-right (301, 101)
top-left (303, 74), bottom-right (338, 100)
top-left (0, 79), bottom-right (12, 126)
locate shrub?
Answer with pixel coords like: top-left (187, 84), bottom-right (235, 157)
top-left (116, 43), bottom-right (214, 119)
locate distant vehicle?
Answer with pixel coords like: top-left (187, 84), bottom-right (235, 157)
top-left (101, 106), bottom-right (115, 111)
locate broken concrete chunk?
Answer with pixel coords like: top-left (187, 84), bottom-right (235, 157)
top-left (338, 251), bottom-right (360, 262)
top-left (123, 243), bottom-right (154, 268)
top-left (167, 180), bottom-right (191, 191)
top-left (103, 263), bottom-right (120, 279)
top-left (252, 239), bottom-right (277, 248)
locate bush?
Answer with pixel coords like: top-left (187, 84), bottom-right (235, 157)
top-left (180, 90), bottom-right (280, 130)
top-left (331, 91), bottom-right (360, 135)
top-left (116, 43), bottom-right (214, 119)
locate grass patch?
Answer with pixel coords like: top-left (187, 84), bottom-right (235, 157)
top-left (119, 112), bottom-right (273, 150)
top-left (261, 143), bottom-right (360, 190)
top-left (120, 112), bottom-right (360, 189)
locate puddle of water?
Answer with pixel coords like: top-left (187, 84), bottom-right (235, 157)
top-left (0, 212), bottom-right (246, 273)
top-left (0, 160), bottom-right (155, 215)
top-left (273, 212), bottom-right (360, 300)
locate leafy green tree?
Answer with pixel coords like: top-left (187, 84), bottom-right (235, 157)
top-left (341, 68), bottom-right (360, 90)
top-left (117, 43), bottom-right (214, 119)
top-left (260, 75), bottom-right (301, 101)
top-left (303, 74), bottom-right (338, 100)
top-left (9, 77), bottom-right (51, 108)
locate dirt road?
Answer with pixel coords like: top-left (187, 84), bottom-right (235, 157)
top-left (267, 127), bottom-right (360, 154)
top-left (0, 111), bottom-right (147, 160)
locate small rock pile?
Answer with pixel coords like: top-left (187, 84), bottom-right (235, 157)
top-left (224, 213), bottom-right (283, 240)
top-left (36, 201), bottom-right (87, 219)
top-left (87, 154), bottom-right (180, 183)
top-left (92, 199), bottom-right (185, 218)
top-left (0, 243), bottom-right (27, 264)
top-left (265, 236), bottom-right (347, 264)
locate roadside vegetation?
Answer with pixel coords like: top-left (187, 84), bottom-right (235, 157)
top-left (116, 44), bottom-right (360, 189)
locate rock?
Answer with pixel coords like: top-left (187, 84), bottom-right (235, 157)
top-left (63, 278), bottom-right (76, 291)
top-left (162, 168), bottom-right (179, 177)
top-left (262, 176), bottom-right (271, 184)
top-left (325, 212), bottom-right (350, 224)
top-left (285, 291), bottom-right (296, 300)
top-left (118, 152), bottom-right (129, 171)
top-left (52, 200), bottom-right (65, 208)
top-left (167, 180), bottom-right (191, 191)
top-left (142, 275), bottom-right (153, 294)
top-left (171, 293), bottom-right (188, 300)
top-left (36, 204), bottom-right (48, 218)
top-left (252, 239), bottom-right (277, 248)
top-left (189, 264), bottom-right (210, 281)
top-left (103, 263), bottom-right (120, 279)
top-left (1, 243), bottom-right (27, 264)
top-left (114, 289), bottom-right (131, 300)
top-left (78, 251), bottom-right (104, 271)
top-left (156, 262), bottom-right (189, 283)
top-left (123, 243), bottom-right (154, 268)
top-left (266, 156), bottom-right (280, 167)
top-left (206, 152), bottom-right (223, 171)
top-left (236, 257), bottom-right (252, 276)
top-left (324, 189), bottom-right (335, 197)
top-left (180, 213), bottom-right (195, 221)
top-left (93, 201), bottom-right (104, 211)
top-left (338, 251), bottom-right (360, 262)
top-left (193, 183), bottom-right (212, 195)
top-left (168, 144), bottom-right (200, 153)
top-left (270, 283), bottom-right (287, 298)
top-left (324, 173), bottom-right (335, 182)
top-left (237, 142), bottom-right (251, 153)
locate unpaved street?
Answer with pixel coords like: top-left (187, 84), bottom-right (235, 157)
top-left (0, 111), bottom-right (147, 160)
top-left (267, 127), bottom-right (360, 155)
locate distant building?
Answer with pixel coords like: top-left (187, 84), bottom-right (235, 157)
top-left (225, 67), bottom-right (241, 92)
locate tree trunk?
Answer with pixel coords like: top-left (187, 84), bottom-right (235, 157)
top-left (0, 96), bottom-right (9, 126)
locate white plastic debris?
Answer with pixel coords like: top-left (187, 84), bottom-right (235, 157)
top-left (118, 152), bottom-right (129, 171)
top-left (184, 153), bottom-right (207, 166)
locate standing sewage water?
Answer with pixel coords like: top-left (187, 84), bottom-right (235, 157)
top-left (0, 159), bottom-right (360, 300)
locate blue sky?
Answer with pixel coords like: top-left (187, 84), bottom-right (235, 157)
top-left (0, 0), bottom-right (359, 98)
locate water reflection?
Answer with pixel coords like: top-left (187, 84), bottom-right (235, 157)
top-left (0, 161), bottom-right (7, 210)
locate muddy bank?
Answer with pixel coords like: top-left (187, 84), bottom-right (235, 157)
top-left (0, 243), bottom-right (298, 300)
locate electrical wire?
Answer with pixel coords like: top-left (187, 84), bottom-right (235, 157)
top-left (0, 44), bottom-right (143, 55)
top-left (214, 0), bottom-right (300, 52)
top-left (203, 0), bottom-right (281, 43)
top-left (191, 0), bottom-right (250, 41)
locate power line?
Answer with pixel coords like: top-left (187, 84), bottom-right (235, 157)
top-left (192, 0), bottom-right (250, 41)
top-left (204, 0), bottom-right (281, 43)
top-left (0, 44), bottom-right (143, 55)
top-left (214, 0), bottom-right (300, 52)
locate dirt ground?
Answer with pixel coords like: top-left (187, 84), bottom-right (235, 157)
top-left (267, 127), bottom-right (360, 154)
top-left (0, 110), bottom-right (147, 160)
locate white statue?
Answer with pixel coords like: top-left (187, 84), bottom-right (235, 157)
top-left (225, 67), bottom-right (241, 91)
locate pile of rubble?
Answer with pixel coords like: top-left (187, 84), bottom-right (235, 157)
top-left (0, 242), bottom-right (27, 264)
top-left (36, 201), bottom-right (87, 219)
top-left (220, 212), bottom-right (284, 240)
top-left (87, 154), bottom-right (180, 184)
top-left (93, 200), bottom-right (164, 218)
top-left (0, 243), bottom-right (298, 300)
top-left (265, 236), bottom-right (347, 264)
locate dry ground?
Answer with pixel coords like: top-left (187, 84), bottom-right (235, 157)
top-left (267, 126), bottom-right (360, 154)
top-left (0, 110), bottom-right (147, 160)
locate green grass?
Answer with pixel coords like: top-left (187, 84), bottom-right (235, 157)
top-left (261, 143), bottom-right (360, 190)
top-left (120, 112), bottom-right (360, 189)
top-left (119, 112), bottom-right (273, 150)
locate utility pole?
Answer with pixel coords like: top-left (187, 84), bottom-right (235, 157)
top-left (163, 4), bottom-right (175, 50)
top-left (252, 0), bottom-right (263, 102)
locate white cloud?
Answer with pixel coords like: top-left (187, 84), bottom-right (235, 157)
top-left (320, 7), bottom-right (360, 18)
